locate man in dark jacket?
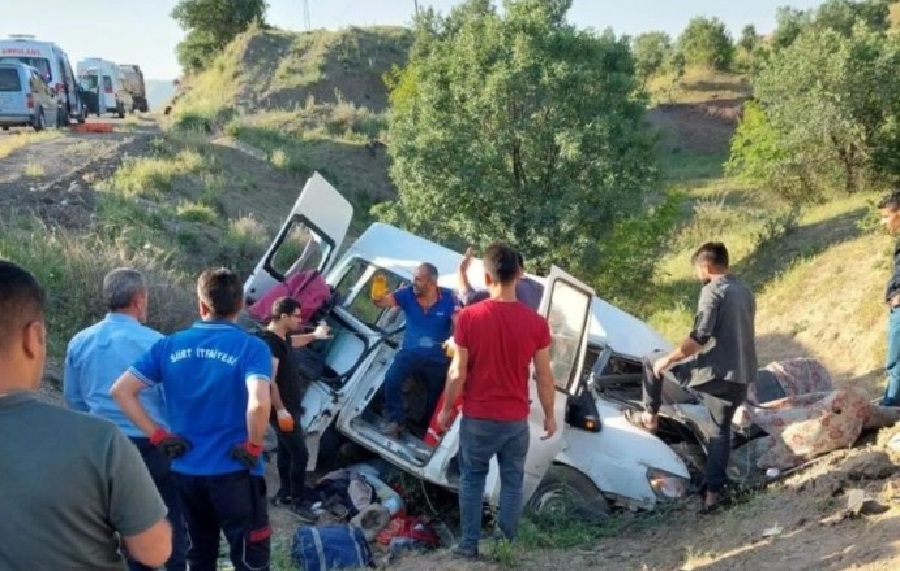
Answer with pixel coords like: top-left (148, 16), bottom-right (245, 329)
top-left (641, 242), bottom-right (757, 514)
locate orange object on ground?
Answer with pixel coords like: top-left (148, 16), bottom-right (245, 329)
top-left (70, 122), bottom-right (113, 133)
top-left (424, 391), bottom-right (463, 446)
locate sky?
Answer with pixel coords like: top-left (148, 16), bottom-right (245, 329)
top-left (0, 0), bottom-right (826, 80)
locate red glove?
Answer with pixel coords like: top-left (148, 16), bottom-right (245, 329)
top-left (229, 441), bottom-right (263, 469)
top-left (150, 428), bottom-right (192, 459)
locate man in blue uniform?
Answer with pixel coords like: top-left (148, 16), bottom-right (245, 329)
top-left (65, 268), bottom-right (187, 571)
top-left (112, 267), bottom-right (273, 571)
top-left (373, 262), bottom-right (459, 437)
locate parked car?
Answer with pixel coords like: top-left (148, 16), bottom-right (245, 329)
top-left (0, 62), bottom-right (59, 131)
top-left (76, 58), bottom-right (132, 118)
top-left (0, 34), bottom-right (86, 124)
top-left (239, 172), bottom-right (691, 521)
top-left (119, 64), bottom-right (148, 112)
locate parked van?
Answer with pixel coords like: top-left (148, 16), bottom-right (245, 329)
top-left (240, 173), bottom-right (691, 521)
top-left (119, 64), bottom-right (148, 112)
top-left (0, 62), bottom-right (59, 131)
top-left (0, 34), bottom-right (86, 125)
top-left (76, 58), bottom-right (132, 118)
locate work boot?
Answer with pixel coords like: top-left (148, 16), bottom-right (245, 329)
top-left (451, 546), bottom-right (481, 561)
top-left (269, 491), bottom-right (291, 507)
top-left (381, 422), bottom-right (404, 438)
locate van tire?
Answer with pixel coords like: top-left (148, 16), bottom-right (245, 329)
top-left (33, 109), bottom-right (46, 132)
top-left (525, 465), bottom-right (610, 524)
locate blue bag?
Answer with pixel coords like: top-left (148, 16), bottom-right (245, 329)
top-left (291, 524), bottom-right (376, 571)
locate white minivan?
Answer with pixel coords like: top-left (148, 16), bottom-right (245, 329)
top-left (0, 34), bottom-right (86, 125)
top-left (76, 58), bottom-right (132, 118)
top-left (241, 172), bottom-right (691, 521)
top-left (0, 62), bottom-right (59, 130)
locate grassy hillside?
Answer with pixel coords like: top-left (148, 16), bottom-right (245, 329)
top-left (167, 25), bottom-right (413, 217)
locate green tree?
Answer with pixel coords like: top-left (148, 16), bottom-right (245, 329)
top-left (381, 0), bottom-right (662, 286)
top-left (631, 31), bottom-right (671, 83)
top-left (171, 0), bottom-right (267, 72)
top-left (675, 16), bottom-right (734, 70)
top-left (739, 24), bottom-right (758, 52)
top-left (728, 24), bottom-right (900, 199)
top-left (771, 0), bottom-right (891, 50)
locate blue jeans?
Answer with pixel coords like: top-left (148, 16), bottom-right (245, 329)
top-left (128, 437), bottom-right (188, 571)
top-left (383, 350), bottom-right (449, 425)
top-left (884, 308), bottom-right (900, 406)
top-left (458, 417), bottom-right (530, 552)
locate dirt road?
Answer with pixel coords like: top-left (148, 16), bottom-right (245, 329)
top-left (0, 118), bottom-right (158, 228)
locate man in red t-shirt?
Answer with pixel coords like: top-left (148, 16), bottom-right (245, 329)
top-left (435, 243), bottom-right (555, 560)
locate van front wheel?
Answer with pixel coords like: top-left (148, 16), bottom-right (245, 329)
top-left (524, 465), bottom-right (610, 524)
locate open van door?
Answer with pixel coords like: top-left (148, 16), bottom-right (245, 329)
top-left (484, 266), bottom-right (595, 506)
top-left (243, 172), bottom-right (353, 304)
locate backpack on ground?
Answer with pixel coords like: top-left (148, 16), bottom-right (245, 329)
top-left (291, 524), bottom-right (376, 571)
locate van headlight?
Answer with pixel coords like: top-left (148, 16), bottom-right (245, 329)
top-left (647, 468), bottom-right (688, 499)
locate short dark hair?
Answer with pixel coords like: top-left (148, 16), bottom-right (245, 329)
top-left (0, 261), bottom-right (46, 352)
top-left (197, 267), bottom-right (243, 319)
top-left (691, 242), bottom-right (729, 268)
top-left (271, 296), bottom-right (301, 319)
top-left (420, 262), bottom-right (438, 281)
top-left (483, 243), bottom-right (521, 285)
top-left (878, 191), bottom-right (900, 211)
top-left (516, 251), bottom-right (525, 270)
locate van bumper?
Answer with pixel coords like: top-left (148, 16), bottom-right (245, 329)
top-left (0, 113), bottom-right (34, 126)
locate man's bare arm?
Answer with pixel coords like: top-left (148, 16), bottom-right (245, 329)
top-left (372, 292), bottom-right (397, 309)
top-left (533, 347), bottom-right (555, 419)
top-left (123, 519), bottom-right (172, 568)
top-left (440, 347), bottom-right (468, 415)
top-left (246, 378), bottom-right (271, 445)
top-left (269, 357), bottom-right (285, 412)
top-left (110, 373), bottom-right (159, 437)
top-left (658, 336), bottom-right (703, 370)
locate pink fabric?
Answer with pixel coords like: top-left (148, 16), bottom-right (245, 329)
top-left (247, 270), bottom-right (316, 321)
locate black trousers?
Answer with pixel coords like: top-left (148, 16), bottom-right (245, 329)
top-left (128, 438), bottom-right (188, 571)
top-left (641, 356), bottom-right (747, 493)
top-left (175, 471), bottom-right (270, 571)
top-left (273, 419), bottom-right (310, 505)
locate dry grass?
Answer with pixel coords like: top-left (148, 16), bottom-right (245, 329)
top-left (648, 67), bottom-right (752, 106)
top-left (24, 161), bottom-right (45, 177)
top-left (0, 131), bottom-right (62, 158)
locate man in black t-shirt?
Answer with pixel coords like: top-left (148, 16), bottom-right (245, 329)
top-left (256, 296), bottom-right (330, 522)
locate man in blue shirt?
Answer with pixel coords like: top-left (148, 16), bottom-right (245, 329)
top-left (374, 262), bottom-right (459, 437)
top-left (111, 268), bottom-right (273, 571)
top-left (64, 267), bottom-right (187, 571)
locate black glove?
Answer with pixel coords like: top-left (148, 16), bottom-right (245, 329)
top-left (229, 442), bottom-right (263, 469)
top-left (150, 428), bottom-right (192, 459)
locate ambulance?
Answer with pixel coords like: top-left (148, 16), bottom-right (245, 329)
top-left (0, 35), bottom-right (86, 125)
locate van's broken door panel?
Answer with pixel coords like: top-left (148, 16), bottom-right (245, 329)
top-left (243, 172), bottom-right (353, 304)
top-left (484, 266), bottom-right (595, 507)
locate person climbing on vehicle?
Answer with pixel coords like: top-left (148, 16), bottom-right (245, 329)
top-left (111, 267), bottom-right (274, 571)
top-left (435, 242), bottom-right (555, 560)
top-left (0, 261), bottom-right (173, 571)
top-left (456, 246), bottom-right (543, 310)
top-left (638, 242), bottom-right (757, 515)
top-left (877, 190), bottom-right (900, 407)
top-left (255, 296), bottom-right (331, 523)
top-left (372, 262), bottom-right (460, 438)
top-left (64, 268), bottom-right (188, 571)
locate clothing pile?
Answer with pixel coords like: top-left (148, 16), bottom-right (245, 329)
top-left (729, 358), bottom-right (900, 480)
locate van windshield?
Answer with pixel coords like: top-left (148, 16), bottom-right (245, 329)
top-left (0, 57), bottom-right (50, 80)
top-left (0, 67), bottom-right (21, 92)
top-left (334, 258), bottom-right (409, 333)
